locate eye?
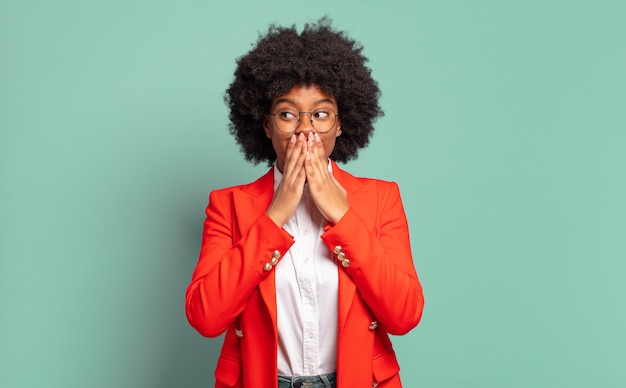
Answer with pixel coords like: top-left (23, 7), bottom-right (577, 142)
top-left (277, 110), bottom-right (298, 121)
top-left (312, 109), bottom-right (332, 120)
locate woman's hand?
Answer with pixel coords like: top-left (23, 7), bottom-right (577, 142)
top-left (266, 133), bottom-right (307, 227)
top-left (305, 133), bottom-right (349, 224)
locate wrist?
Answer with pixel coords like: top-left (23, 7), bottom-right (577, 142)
top-left (327, 205), bottom-right (349, 225)
top-left (266, 208), bottom-right (287, 228)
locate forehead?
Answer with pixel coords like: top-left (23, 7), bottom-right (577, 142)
top-left (271, 84), bottom-right (337, 107)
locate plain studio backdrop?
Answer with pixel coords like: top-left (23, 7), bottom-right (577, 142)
top-left (1, 1), bottom-right (625, 387)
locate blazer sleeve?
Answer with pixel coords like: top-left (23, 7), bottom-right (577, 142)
top-left (321, 180), bottom-right (424, 335)
top-left (185, 188), bottom-right (295, 337)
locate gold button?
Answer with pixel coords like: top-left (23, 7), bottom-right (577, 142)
top-left (338, 252), bottom-right (346, 261)
top-left (272, 250), bottom-right (281, 259)
top-left (270, 257), bottom-right (278, 266)
top-left (369, 321), bottom-right (378, 330)
top-left (235, 328), bottom-right (243, 338)
top-left (341, 259), bottom-right (350, 268)
top-left (263, 262), bottom-right (272, 272)
top-left (333, 246), bottom-right (342, 255)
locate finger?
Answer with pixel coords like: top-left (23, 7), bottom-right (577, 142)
top-left (281, 134), bottom-right (297, 171)
top-left (284, 134), bottom-right (302, 163)
top-left (306, 133), bottom-right (330, 181)
top-left (312, 133), bottom-right (327, 168)
top-left (284, 134), bottom-right (306, 178)
top-left (293, 134), bottom-right (307, 176)
top-left (304, 134), bottom-right (318, 179)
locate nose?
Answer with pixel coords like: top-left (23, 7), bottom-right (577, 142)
top-left (295, 112), bottom-right (315, 135)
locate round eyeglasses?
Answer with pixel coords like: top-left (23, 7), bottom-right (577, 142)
top-left (269, 108), bottom-right (339, 133)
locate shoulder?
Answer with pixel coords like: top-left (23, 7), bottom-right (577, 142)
top-left (334, 163), bottom-right (400, 193)
top-left (353, 174), bottom-right (397, 187)
top-left (208, 167), bottom-right (274, 199)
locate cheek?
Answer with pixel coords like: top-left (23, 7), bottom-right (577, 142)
top-left (271, 136), bottom-right (290, 156)
top-left (322, 137), bottom-right (337, 157)
top-left (271, 137), bottom-right (283, 153)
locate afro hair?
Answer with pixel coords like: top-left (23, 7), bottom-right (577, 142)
top-left (225, 17), bottom-right (384, 165)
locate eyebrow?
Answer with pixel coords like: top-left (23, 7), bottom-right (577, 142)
top-left (273, 97), bottom-right (336, 106)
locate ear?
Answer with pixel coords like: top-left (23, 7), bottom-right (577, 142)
top-left (335, 119), bottom-right (342, 137)
top-left (263, 115), bottom-right (271, 138)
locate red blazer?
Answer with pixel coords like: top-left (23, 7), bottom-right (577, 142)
top-left (186, 162), bottom-right (424, 387)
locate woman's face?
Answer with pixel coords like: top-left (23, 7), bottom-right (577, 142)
top-left (264, 84), bottom-right (341, 172)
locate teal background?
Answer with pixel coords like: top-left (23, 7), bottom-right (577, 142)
top-left (1, 0), bottom-right (625, 387)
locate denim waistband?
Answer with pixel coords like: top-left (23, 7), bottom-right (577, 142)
top-left (278, 371), bottom-right (337, 388)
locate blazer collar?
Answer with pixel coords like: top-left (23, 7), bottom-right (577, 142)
top-left (330, 160), bottom-right (364, 195)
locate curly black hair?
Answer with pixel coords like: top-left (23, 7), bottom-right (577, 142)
top-left (225, 17), bottom-right (384, 165)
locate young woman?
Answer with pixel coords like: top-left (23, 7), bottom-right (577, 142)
top-left (186, 19), bottom-right (424, 388)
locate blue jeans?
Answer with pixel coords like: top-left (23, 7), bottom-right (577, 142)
top-left (277, 372), bottom-right (336, 388)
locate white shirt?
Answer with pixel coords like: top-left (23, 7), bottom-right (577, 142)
top-left (274, 164), bottom-right (339, 377)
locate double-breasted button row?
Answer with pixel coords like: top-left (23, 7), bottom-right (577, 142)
top-left (333, 246), bottom-right (350, 268)
top-left (235, 328), bottom-right (243, 338)
top-left (369, 321), bottom-right (378, 330)
top-left (263, 250), bottom-right (281, 272)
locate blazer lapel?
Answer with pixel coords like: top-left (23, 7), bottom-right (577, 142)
top-left (232, 167), bottom-right (275, 238)
top-left (232, 167), bottom-right (279, 330)
top-left (331, 161), bottom-right (366, 330)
